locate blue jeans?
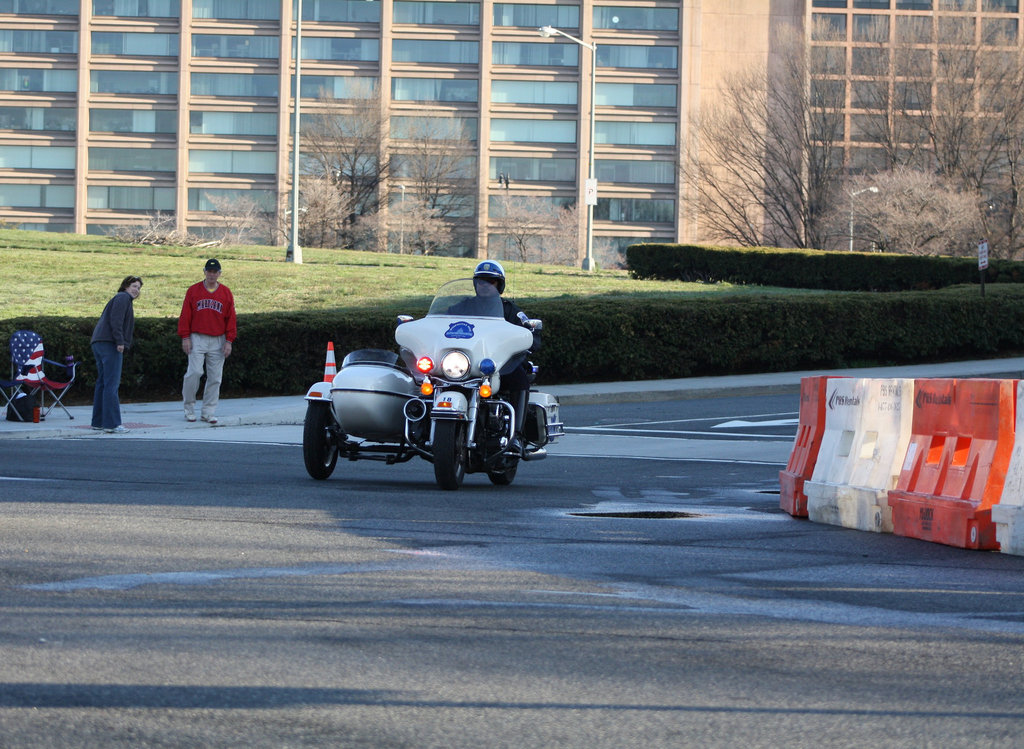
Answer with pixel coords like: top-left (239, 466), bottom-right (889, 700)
top-left (91, 341), bottom-right (123, 429)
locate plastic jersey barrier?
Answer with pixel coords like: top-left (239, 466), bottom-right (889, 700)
top-left (780, 376), bottom-right (831, 517)
top-left (888, 378), bottom-right (1016, 550)
top-left (992, 380), bottom-right (1024, 555)
top-left (805, 378), bottom-right (913, 533)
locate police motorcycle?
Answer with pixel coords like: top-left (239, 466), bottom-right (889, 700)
top-left (302, 263), bottom-right (564, 490)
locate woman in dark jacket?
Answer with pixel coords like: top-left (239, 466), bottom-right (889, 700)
top-left (90, 275), bottom-right (142, 433)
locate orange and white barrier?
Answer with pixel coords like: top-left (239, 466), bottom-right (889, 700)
top-left (324, 341), bottom-right (337, 383)
top-left (804, 378), bottom-right (912, 533)
top-left (780, 376), bottom-right (831, 517)
top-left (992, 381), bottom-right (1024, 556)
top-left (887, 379), bottom-right (1015, 550)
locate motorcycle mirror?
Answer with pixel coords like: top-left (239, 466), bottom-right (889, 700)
top-left (528, 319), bottom-right (543, 331)
top-left (396, 314), bottom-right (414, 325)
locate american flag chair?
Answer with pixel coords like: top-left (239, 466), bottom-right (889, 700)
top-left (9, 330), bottom-right (78, 419)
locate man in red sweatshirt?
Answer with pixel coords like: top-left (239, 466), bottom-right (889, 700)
top-left (178, 258), bottom-right (237, 424)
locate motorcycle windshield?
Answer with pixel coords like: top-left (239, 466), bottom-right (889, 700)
top-left (427, 278), bottom-right (504, 318)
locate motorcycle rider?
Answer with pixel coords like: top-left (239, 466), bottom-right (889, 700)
top-left (471, 260), bottom-right (540, 453)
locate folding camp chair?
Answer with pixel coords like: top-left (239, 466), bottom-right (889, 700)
top-left (0, 370), bottom-right (27, 421)
top-left (9, 330), bottom-right (78, 419)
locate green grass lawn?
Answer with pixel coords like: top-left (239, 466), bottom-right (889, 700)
top-left (0, 229), bottom-right (806, 320)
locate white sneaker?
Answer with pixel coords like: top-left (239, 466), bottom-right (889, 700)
top-left (105, 425), bottom-right (129, 434)
top-left (201, 415), bottom-right (218, 425)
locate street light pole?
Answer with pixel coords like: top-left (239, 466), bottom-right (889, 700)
top-left (287, 0), bottom-right (303, 264)
top-left (848, 186), bottom-right (878, 252)
top-left (538, 25), bottom-right (596, 271)
top-left (398, 184), bottom-right (405, 254)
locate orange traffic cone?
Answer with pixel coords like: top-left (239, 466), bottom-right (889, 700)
top-left (324, 342), bottom-right (337, 383)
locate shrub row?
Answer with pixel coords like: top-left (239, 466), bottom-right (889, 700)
top-left (627, 243), bottom-right (1024, 291)
top-left (5, 285), bottom-right (1024, 404)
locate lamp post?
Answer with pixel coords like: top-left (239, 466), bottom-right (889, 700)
top-left (848, 186), bottom-right (878, 252)
top-left (286, 0), bottom-right (303, 263)
top-left (538, 25), bottom-right (596, 271)
top-left (398, 184), bottom-right (405, 254)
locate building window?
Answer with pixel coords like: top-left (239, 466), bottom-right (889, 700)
top-left (393, 77), bottom-right (477, 102)
top-left (593, 6), bottom-right (678, 31)
top-left (595, 83), bottom-right (676, 108)
top-left (302, 37), bottom-right (379, 61)
top-left (983, 0), bottom-right (1018, 9)
top-left (494, 41), bottom-right (578, 67)
top-left (89, 147), bottom-right (177, 171)
top-left (854, 0), bottom-right (890, 7)
top-left (193, 0), bottom-right (279, 19)
top-left (392, 39), bottom-right (479, 64)
top-left (895, 15), bottom-right (933, 43)
top-left (852, 15), bottom-right (889, 42)
top-left (192, 35), bottom-right (278, 59)
top-left (190, 111), bottom-right (277, 135)
top-left (91, 71), bottom-right (177, 95)
top-left (302, 0), bottom-right (380, 22)
top-left (491, 80), bottom-right (576, 104)
top-left (597, 45), bottom-right (677, 69)
top-left (493, 3), bottom-right (578, 28)
top-left (0, 30), bottom-right (77, 54)
top-left (93, 0), bottom-right (179, 16)
top-left (0, 0), bottom-right (76, 13)
top-left (393, 1), bottom-right (480, 26)
top-left (0, 145), bottom-right (74, 168)
top-left (813, 0), bottom-right (848, 6)
top-left (391, 115), bottom-right (477, 139)
top-left (489, 156), bottom-right (576, 181)
top-left (595, 121), bottom-right (675, 146)
top-left (489, 118), bottom-right (576, 143)
top-left (0, 184), bottom-right (73, 208)
top-left (983, 18), bottom-right (1019, 44)
top-left (88, 186), bottom-right (176, 210)
top-left (188, 187), bottom-right (276, 211)
top-left (812, 14), bottom-right (847, 40)
top-left (0, 68), bottom-right (76, 92)
top-left (191, 73), bottom-right (278, 97)
top-left (299, 75), bottom-right (377, 99)
top-left (595, 159), bottom-right (675, 184)
top-left (0, 106), bottom-right (76, 130)
top-left (812, 46), bottom-right (847, 75)
top-left (851, 47), bottom-right (887, 75)
top-left (488, 195), bottom-right (573, 216)
top-left (93, 32), bottom-right (177, 56)
top-left (594, 197), bottom-right (675, 223)
top-left (896, 0), bottom-right (932, 8)
top-left (91, 109), bottom-right (177, 133)
top-left (939, 0), bottom-right (974, 8)
top-left (188, 149), bottom-right (277, 174)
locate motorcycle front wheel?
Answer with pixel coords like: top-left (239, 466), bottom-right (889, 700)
top-left (303, 401), bottom-right (339, 480)
top-left (433, 419), bottom-right (467, 490)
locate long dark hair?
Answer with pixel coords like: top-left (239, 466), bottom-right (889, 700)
top-left (118, 275), bottom-right (143, 292)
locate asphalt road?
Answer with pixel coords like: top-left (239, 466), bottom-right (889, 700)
top-left (1, 394), bottom-right (1023, 748)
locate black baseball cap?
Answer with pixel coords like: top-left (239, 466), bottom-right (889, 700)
top-left (205, 258), bottom-right (221, 272)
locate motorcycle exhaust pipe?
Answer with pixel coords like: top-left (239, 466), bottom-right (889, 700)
top-left (404, 397), bottom-right (428, 422)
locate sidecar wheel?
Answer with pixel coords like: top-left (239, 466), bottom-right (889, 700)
top-left (487, 457), bottom-right (519, 486)
top-left (433, 419), bottom-right (466, 490)
top-left (304, 401), bottom-right (339, 480)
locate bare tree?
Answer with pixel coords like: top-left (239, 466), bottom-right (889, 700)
top-left (683, 23), bottom-right (847, 249)
top-left (351, 197), bottom-right (452, 255)
top-left (301, 82), bottom-right (390, 247)
top-left (205, 192), bottom-right (275, 246)
top-left (394, 116), bottom-right (476, 221)
top-left (848, 169), bottom-right (980, 255)
top-left (299, 175), bottom-right (356, 249)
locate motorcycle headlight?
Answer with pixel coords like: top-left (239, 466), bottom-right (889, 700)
top-left (441, 351), bottom-right (471, 380)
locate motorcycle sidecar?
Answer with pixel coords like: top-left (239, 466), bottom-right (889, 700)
top-left (329, 349), bottom-right (418, 442)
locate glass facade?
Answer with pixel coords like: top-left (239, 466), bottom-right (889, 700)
top-left (192, 35), bottom-right (279, 59)
top-left (91, 109), bottom-right (177, 133)
top-left (0, 31), bottom-right (77, 54)
top-left (93, 32), bottom-right (177, 56)
top-left (0, 107), bottom-right (76, 131)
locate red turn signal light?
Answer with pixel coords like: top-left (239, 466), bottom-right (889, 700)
top-left (416, 356), bottom-right (433, 373)
top-left (421, 378), bottom-right (434, 396)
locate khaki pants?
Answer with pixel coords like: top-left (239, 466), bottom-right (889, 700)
top-left (183, 333), bottom-right (226, 418)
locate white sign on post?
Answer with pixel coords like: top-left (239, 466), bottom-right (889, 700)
top-left (978, 239), bottom-right (989, 270)
top-left (584, 178), bottom-right (598, 206)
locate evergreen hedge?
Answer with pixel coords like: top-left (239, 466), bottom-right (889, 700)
top-left (5, 284), bottom-right (1024, 403)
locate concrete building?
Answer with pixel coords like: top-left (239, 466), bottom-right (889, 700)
top-left (17, 1), bottom-right (1006, 261)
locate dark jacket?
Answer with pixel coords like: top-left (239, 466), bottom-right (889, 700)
top-left (91, 291), bottom-right (135, 348)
